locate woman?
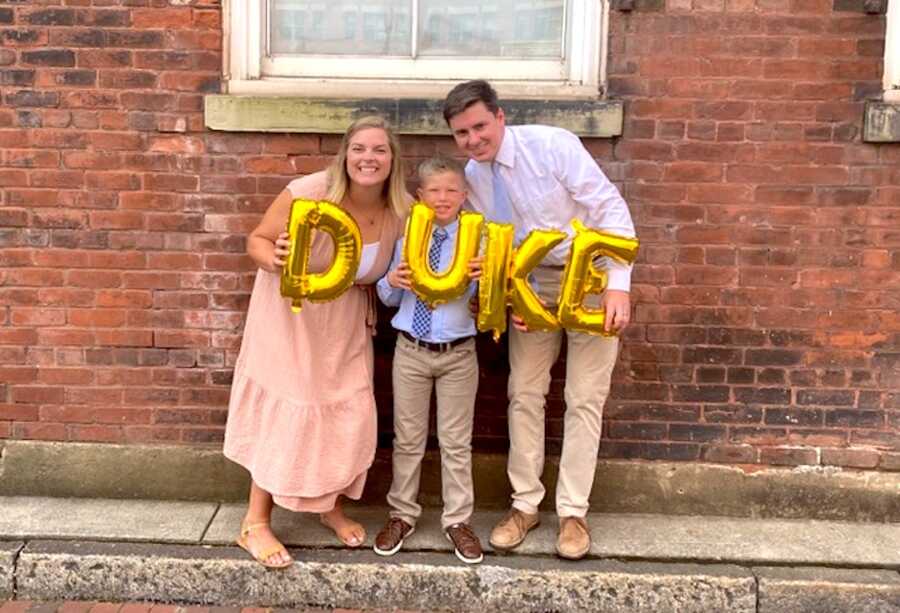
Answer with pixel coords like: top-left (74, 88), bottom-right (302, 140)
top-left (224, 116), bottom-right (410, 568)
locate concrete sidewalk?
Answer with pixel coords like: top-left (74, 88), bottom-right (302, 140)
top-left (2, 496), bottom-right (899, 612)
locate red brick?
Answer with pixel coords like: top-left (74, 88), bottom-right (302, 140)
top-left (94, 329), bottom-right (153, 347)
top-left (89, 211), bottom-right (144, 230)
top-left (663, 162), bottom-right (723, 182)
top-left (132, 8), bottom-right (193, 29)
top-left (10, 308), bottom-right (66, 326)
top-left (192, 9), bottom-right (221, 29)
top-left (12, 385), bottom-right (65, 404)
top-left (158, 71), bottom-right (219, 93)
top-left (1, 403), bottom-right (41, 424)
top-left (89, 131), bottom-right (144, 150)
top-left (759, 446), bottom-right (819, 466)
top-left (13, 421), bottom-right (67, 441)
top-left (69, 424), bottom-right (123, 442)
top-left (37, 329), bottom-right (97, 346)
top-left (150, 135), bottom-right (205, 154)
top-left (4, 149), bottom-right (61, 168)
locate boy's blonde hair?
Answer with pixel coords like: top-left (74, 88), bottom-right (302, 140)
top-left (416, 155), bottom-right (466, 187)
top-left (325, 115), bottom-right (410, 219)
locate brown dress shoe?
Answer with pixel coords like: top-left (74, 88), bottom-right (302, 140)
top-left (556, 516), bottom-right (591, 560)
top-left (373, 517), bottom-right (414, 556)
top-left (489, 508), bottom-right (540, 552)
top-left (445, 523), bottom-right (483, 564)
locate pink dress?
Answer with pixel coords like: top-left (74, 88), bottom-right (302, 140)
top-left (223, 172), bottom-right (403, 512)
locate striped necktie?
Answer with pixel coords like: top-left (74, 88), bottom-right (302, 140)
top-left (410, 227), bottom-right (448, 339)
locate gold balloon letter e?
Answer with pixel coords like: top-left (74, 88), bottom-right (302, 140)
top-left (557, 220), bottom-right (639, 336)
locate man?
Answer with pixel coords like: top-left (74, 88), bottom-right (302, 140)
top-left (442, 80), bottom-right (635, 560)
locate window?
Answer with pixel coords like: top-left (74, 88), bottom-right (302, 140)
top-left (885, 0), bottom-right (899, 102)
top-left (225, 0), bottom-right (606, 97)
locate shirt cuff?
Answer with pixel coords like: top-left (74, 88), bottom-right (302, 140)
top-left (606, 264), bottom-right (632, 293)
top-left (376, 277), bottom-right (402, 306)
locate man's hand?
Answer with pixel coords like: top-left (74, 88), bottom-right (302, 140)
top-left (387, 262), bottom-right (412, 290)
top-left (602, 289), bottom-right (631, 333)
top-left (468, 295), bottom-right (478, 318)
top-left (511, 312), bottom-right (528, 332)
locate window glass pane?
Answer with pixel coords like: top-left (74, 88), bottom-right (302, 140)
top-left (418, 0), bottom-right (564, 58)
top-left (270, 0), bottom-right (412, 56)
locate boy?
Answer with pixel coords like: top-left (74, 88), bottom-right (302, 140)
top-left (374, 156), bottom-right (483, 564)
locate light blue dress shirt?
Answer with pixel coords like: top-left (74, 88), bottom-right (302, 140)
top-left (376, 217), bottom-right (477, 343)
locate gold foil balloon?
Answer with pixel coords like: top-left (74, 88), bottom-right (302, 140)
top-left (508, 229), bottom-right (567, 332)
top-left (477, 222), bottom-right (515, 341)
top-left (280, 199), bottom-right (362, 312)
top-left (403, 202), bottom-right (484, 308)
top-left (557, 220), bottom-right (639, 336)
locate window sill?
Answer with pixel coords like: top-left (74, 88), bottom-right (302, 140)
top-left (204, 94), bottom-right (624, 138)
top-left (863, 100), bottom-right (900, 142)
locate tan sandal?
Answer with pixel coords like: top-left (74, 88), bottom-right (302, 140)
top-left (236, 521), bottom-right (293, 569)
top-left (319, 513), bottom-right (365, 547)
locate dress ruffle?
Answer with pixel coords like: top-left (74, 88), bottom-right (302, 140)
top-left (223, 372), bottom-right (376, 512)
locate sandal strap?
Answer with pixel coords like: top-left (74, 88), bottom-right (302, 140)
top-left (257, 544), bottom-right (288, 562)
top-left (240, 521), bottom-right (270, 537)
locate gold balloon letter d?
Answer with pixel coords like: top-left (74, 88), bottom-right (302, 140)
top-left (280, 199), bottom-right (362, 312)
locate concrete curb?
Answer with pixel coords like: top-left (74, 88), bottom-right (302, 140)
top-left (756, 566), bottom-right (900, 613)
top-left (0, 541), bottom-right (23, 599)
top-left (17, 541), bottom-right (758, 612)
top-left (4, 441), bottom-right (899, 521)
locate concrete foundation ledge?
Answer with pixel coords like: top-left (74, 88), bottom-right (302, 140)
top-left (16, 540), bottom-right (757, 612)
top-left (0, 541), bottom-right (23, 599)
top-left (3, 440), bottom-right (899, 521)
top-left (756, 566), bottom-right (900, 613)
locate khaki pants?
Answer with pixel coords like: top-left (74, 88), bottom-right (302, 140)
top-left (507, 266), bottom-right (619, 518)
top-left (388, 334), bottom-right (478, 528)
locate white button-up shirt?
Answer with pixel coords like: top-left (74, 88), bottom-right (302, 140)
top-left (464, 125), bottom-right (636, 291)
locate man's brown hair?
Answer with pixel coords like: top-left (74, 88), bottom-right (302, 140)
top-left (442, 79), bottom-right (500, 124)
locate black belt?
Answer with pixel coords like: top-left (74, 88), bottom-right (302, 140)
top-left (400, 330), bottom-right (473, 353)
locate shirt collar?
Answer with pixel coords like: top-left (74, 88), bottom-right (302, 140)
top-left (493, 126), bottom-right (516, 170)
top-left (433, 216), bottom-right (459, 239)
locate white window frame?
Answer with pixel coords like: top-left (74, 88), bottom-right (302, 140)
top-left (885, 0), bottom-right (900, 102)
top-left (224, 0), bottom-right (607, 98)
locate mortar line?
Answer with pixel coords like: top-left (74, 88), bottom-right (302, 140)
top-left (754, 573), bottom-right (760, 613)
top-left (601, 555), bottom-right (900, 572)
top-left (10, 540), bottom-right (24, 600)
top-left (198, 502), bottom-right (221, 543)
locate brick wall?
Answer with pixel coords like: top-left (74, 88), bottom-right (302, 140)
top-left (0, 0), bottom-right (897, 470)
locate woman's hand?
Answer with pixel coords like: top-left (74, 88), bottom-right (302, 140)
top-left (387, 261), bottom-right (412, 290)
top-left (271, 232), bottom-right (291, 271)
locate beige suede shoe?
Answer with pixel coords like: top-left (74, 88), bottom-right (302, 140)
top-left (489, 508), bottom-right (540, 552)
top-left (556, 516), bottom-right (591, 560)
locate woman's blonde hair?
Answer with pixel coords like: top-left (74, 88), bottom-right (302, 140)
top-left (325, 115), bottom-right (409, 219)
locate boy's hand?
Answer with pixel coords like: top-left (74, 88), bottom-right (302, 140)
top-left (387, 261), bottom-right (412, 290)
top-left (467, 256), bottom-right (483, 280)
